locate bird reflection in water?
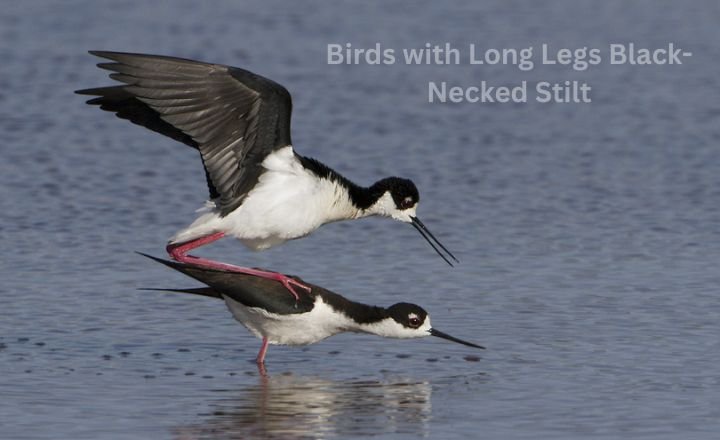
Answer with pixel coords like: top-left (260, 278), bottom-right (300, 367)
top-left (172, 374), bottom-right (431, 439)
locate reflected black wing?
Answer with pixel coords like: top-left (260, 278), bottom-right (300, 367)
top-left (77, 51), bottom-right (293, 214)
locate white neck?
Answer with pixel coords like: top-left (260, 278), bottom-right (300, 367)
top-left (358, 192), bottom-right (394, 218)
top-left (325, 180), bottom-right (364, 222)
top-left (355, 317), bottom-right (431, 339)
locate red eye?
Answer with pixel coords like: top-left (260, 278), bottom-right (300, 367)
top-left (400, 198), bottom-right (414, 210)
top-left (409, 317), bottom-right (421, 327)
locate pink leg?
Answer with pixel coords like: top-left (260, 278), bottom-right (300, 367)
top-left (166, 232), bottom-right (311, 300)
top-left (256, 337), bottom-right (269, 364)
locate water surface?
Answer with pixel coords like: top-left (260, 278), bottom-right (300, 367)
top-left (2, 1), bottom-right (720, 439)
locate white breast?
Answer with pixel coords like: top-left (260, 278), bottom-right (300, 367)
top-left (223, 295), bottom-right (355, 346)
top-left (171, 146), bottom-right (358, 250)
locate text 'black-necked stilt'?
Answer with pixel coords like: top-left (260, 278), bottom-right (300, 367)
top-left (77, 51), bottom-right (458, 299)
top-left (140, 253), bottom-right (482, 368)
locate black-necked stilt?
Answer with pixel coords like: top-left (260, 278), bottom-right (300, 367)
top-left (77, 51), bottom-right (457, 298)
top-left (140, 253), bottom-right (483, 366)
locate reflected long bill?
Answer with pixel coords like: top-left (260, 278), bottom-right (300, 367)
top-left (430, 328), bottom-right (485, 349)
top-left (410, 216), bottom-right (459, 267)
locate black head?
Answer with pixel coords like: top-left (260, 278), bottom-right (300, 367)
top-left (384, 302), bottom-right (484, 349)
top-left (371, 177), bottom-right (419, 211)
top-left (387, 302), bottom-right (429, 329)
top-left (368, 177), bottom-right (458, 267)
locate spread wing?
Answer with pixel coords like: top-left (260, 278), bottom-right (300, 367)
top-left (77, 51), bottom-right (293, 215)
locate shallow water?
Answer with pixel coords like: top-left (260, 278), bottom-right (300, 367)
top-left (2, 1), bottom-right (720, 439)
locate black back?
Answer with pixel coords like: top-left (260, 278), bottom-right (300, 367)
top-left (141, 254), bottom-right (390, 322)
top-left (141, 254), bottom-right (314, 314)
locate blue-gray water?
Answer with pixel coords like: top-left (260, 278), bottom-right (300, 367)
top-left (2, 1), bottom-right (720, 439)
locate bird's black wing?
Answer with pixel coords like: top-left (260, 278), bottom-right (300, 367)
top-left (139, 253), bottom-right (315, 315)
top-left (77, 51), bottom-right (293, 215)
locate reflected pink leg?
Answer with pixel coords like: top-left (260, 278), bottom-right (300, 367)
top-left (166, 232), bottom-right (311, 300)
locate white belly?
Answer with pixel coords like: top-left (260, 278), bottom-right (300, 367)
top-left (223, 296), bottom-right (353, 346)
top-left (169, 147), bottom-right (356, 250)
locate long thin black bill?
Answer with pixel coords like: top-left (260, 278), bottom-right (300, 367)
top-left (410, 216), bottom-right (459, 267)
top-left (430, 328), bottom-right (485, 349)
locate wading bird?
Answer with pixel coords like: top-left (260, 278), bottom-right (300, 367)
top-left (141, 253), bottom-right (482, 367)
